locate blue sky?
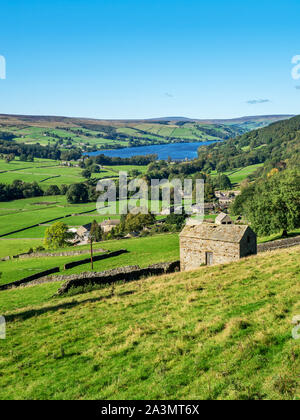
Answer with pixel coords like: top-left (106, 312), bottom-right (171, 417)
top-left (0, 0), bottom-right (299, 119)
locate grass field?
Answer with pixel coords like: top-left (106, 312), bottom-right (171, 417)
top-left (0, 194), bottom-right (165, 239)
top-left (0, 246), bottom-right (299, 399)
top-left (0, 158), bottom-right (127, 187)
top-left (0, 150), bottom-right (261, 194)
top-left (0, 234), bottom-right (179, 286)
top-left (0, 195), bottom-right (97, 237)
top-left (258, 228), bottom-right (300, 243)
top-left (211, 164), bottom-right (263, 185)
top-left (0, 239), bottom-right (44, 258)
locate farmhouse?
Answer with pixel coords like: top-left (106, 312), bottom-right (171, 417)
top-left (191, 203), bottom-right (215, 215)
top-left (76, 220), bottom-right (121, 240)
top-left (180, 223), bottom-right (257, 271)
top-left (218, 197), bottom-right (234, 208)
top-left (76, 223), bottom-right (92, 241)
top-left (215, 190), bottom-right (241, 198)
top-left (100, 219), bottom-right (120, 233)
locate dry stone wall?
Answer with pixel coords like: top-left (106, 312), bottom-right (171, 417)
top-left (56, 261), bottom-right (180, 295)
top-left (258, 235), bottom-right (300, 253)
top-left (0, 267), bottom-right (60, 291)
top-left (0, 250), bottom-right (129, 291)
top-left (64, 249), bottom-right (128, 270)
top-left (16, 248), bottom-right (107, 259)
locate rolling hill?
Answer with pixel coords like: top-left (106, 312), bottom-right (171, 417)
top-left (0, 113), bottom-right (293, 153)
top-left (197, 114), bottom-right (300, 173)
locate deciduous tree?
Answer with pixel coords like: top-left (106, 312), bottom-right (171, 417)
top-left (44, 222), bottom-right (74, 249)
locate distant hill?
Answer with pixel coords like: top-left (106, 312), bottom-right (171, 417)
top-left (0, 113), bottom-right (294, 159)
top-left (146, 115), bottom-right (293, 125)
top-left (0, 113), bottom-right (292, 128)
top-left (196, 115), bottom-right (293, 124)
top-left (197, 114), bottom-right (300, 173)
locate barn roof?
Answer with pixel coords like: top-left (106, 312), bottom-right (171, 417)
top-left (100, 219), bottom-right (120, 227)
top-left (180, 223), bottom-right (251, 243)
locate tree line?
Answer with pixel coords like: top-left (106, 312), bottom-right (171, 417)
top-left (88, 153), bottom-right (158, 166)
top-left (0, 138), bottom-right (82, 161)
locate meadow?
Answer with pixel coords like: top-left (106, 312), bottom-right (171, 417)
top-left (0, 190), bottom-right (168, 240)
top-left (3, 125), bottom-right (123, 148)
top-left (210, 164), bottom-right (263, 185)
top-left (0, 234), bottom-right (179, 286)
top-left (0, 246), bottom-right (299, 399)
top-left (0, 157), bottom-right (130, 187)
top-left (0, 195), bottom-right (97, 237)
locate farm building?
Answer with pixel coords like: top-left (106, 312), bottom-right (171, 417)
top-left (191, 203), bottom-right (215, 215)
top-left (180, 223), bottom-right (257, 271)
top-left (76, 223), bottom-right (92, 241)
top-left (215, 213), bottom-right (233, 225)
top-left (76, 220), bottom-right (121, 240)
top-left (218, 197), bottom-right (234, 208)
top-left (100, 219), bottom-right (120, 233)
top-left (215, 190), bottom-right (241, 199)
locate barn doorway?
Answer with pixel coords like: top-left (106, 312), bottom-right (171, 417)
top-left (206, 252), bottom-right (213, 266)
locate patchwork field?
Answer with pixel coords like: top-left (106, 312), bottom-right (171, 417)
top-left (0, 234), bottom-right (179, 286)
top-left (0, 238), bottom-right (44, 258)
top-left (0, 194), bottom-right (165, 241)
top-left (0, 246), bottom-right (299, 399)
top-left (0, 118), bottom-right (244, 154)
top-left (0, 195), bottom-right (97, 237)
top-left (0, 157), bottom-right (133, 187)
top-left (210, 164), bottom-right (263, 185)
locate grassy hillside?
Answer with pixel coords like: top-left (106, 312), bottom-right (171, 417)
top-left (197, 114), bottom-right (300, 173)
top-left (0, 246), bottom-right (299, 400)
top-left (0, 114), bottom-right (291, 153)
top-left (210, 163), bottom-right (263, 185)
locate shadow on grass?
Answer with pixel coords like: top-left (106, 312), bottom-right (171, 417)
top-left (5, 290), bottom-right (136, 323)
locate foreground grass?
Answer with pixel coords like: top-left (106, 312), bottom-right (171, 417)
top-left (0, 246), bottom-right (299, 400)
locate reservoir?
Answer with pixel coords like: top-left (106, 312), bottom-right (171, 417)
top-left (87, 141), bottom-right (218, 161)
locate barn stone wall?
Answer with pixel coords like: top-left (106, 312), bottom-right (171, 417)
top-left (180, 237), bottom-right (240, 271)
top-left (239, 228), bottom-right (257, 258)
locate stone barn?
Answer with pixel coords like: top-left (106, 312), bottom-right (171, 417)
top-left (180, 223), bottom-right (257, 271)
top-left (215, 212), bottom-right (233, 225)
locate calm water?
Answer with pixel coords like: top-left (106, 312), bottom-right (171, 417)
top-left (87, 141), bottom-right (217, 161)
